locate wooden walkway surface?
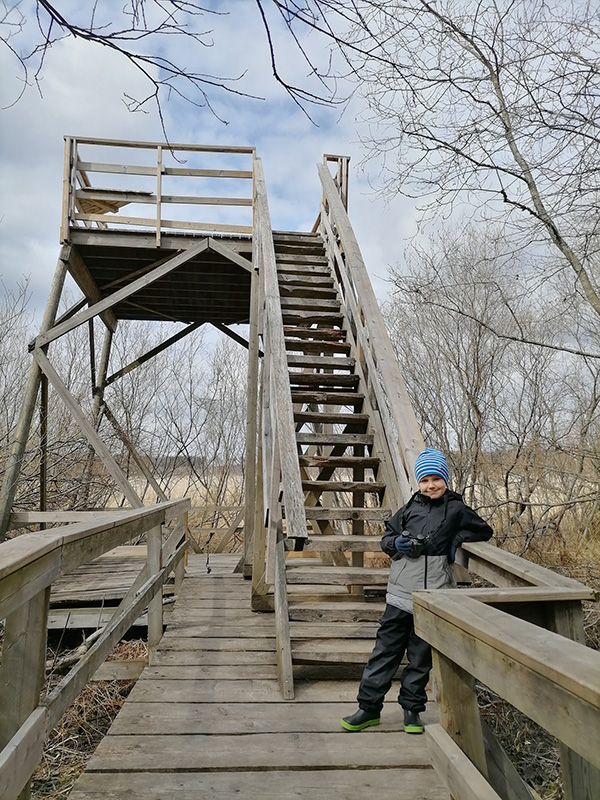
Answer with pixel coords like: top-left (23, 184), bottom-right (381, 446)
top-left (68, 554), bottom-right (449, 799)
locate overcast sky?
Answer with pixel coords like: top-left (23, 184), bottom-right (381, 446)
top-left (0, 2), bottom-right (418, 321)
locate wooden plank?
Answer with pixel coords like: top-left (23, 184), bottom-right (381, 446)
top-left (150, 650), bottom-right (277, 666)
top-left (106, 700), bottom-right (406, 735)
top-left (138, 664), bottom-right (278, 680)
top-left (304, 507), bottom-right (390, 521)
top-left (81, 731), bottom-right (434, 771)
top-left (69, 768), bottom-right (448, 800)
top-left (0, 707), bottom-right (46, 800)
top-left (432, 651), bottom-right (488, 778)
top-left (92, 660), bottom-right (147, 681)
top-left (427, 723), bottom-right (503, 800)
top-left (286, 566), bottom-right (388, 585)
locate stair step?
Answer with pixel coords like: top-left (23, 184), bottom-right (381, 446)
top-left (279, 285), bottom-right (337, 300)
top-left (289, 373), bottom-right (359, 388)
top-left (288, 355), bottom-right (355, 370)
top-left (276, 253), bottom-right (328, 266)
top-left (291, 534), bottom-right (384, 551)
top-left (289, 603), bottom-right (385, 622)
top-left (298, 455), bottom-right (379, 469)
top-left (277, 265), bottom-right (331, 278)
top-left (280, 297), bottom-right (341, 311)
top-left (286, 340), bottom-right (351, 355)
top-left (290, 621), bottom-right (379, 638)
top-left (302, 481), bottom-right (385, 494)
top-left (291, 390), bottom-right (363, 407)
top-left (282, 311), bottom-right (344, 326)
top-left (291, 640), bottom-right (374, 664)
top-left (272, 231), bottom-right (322, 247)
top-left (285, 566), bottom-right (388, 585)
top-left (284, 327), bottom-right (347, 341)
top-left (296, 433), bottom-right (374, 446)
top-left (303, 507), bottom-right (390, 521)
top-left (279, 274), bottom-right (333, 288)
top-left (295, 412), bottom-right (369, 426)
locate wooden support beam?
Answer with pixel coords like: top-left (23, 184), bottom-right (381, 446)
top-left (101, 402), bottom-right (168, 503)
top-left (32, 348), bottom-right (143, 508)
top-left (64, 246), bottom-right (118, 332)
top-left (207, 237), bottom-right (253, 273)
top-left (105, 322), bottom-right (202, 386)
top-left (34, 239), bottom-right (210, 349)
top-left (0, 253), bottom-right (68, 542)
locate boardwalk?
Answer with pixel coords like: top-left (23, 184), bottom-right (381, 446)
top-left (67, 554), bottom-right (448, 799)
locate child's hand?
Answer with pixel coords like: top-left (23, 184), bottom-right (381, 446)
top-left (394, 536), bottom-right (413, 555)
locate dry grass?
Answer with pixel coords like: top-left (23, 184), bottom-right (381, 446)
top-left (31, 639), bottom-right (147, 800)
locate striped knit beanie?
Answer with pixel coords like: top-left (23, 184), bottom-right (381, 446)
top-left (414, 448), bottom-right (449, 485)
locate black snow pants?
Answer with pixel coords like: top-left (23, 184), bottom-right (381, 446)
top-left (356, 603), bottom-right (432, 714)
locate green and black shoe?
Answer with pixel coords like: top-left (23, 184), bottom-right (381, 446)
top-left (341, 708), bottom-right (380, 732)
top-left (403, 709), bottom-right (424, 734)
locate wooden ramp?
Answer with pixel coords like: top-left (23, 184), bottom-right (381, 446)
top-left (68, 554), bottom-right (448, 799)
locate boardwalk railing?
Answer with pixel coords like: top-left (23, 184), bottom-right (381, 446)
top-left (414, 571), bottom-right (599, 800)
top-left (61, 137), bottom-right (256, 246)
top-left (0, 498), bottom-right (190, 800)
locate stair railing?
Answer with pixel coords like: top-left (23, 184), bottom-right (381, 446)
top-left (252, 157), bottom-right (308, 698)
top-left (316, 162), bottom-right (424, 509)
top-left (0, 499), bottom-right (190, 800)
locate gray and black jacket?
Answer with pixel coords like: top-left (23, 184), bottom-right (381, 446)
top-left (380, 490), bottom-right (493, 613)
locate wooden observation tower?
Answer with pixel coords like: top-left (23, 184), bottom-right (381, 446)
top-left (0, 138), bottom-right (598, 800)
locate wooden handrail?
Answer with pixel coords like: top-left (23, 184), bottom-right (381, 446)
top-left (413, 587), bottom-right (600, 799)
top-left (0, 499), bottom-right (190, 800)
top-left (316, 162), bottom-right (424, 508)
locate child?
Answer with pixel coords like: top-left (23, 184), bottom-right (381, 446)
top-left (341, 448), bottom-right (493, 734)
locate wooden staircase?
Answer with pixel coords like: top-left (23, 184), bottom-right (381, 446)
top-left (273, 231), bottom-right (391, 666)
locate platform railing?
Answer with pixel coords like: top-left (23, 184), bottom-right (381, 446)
top-left (61, 137), bottom-right (256, 246)
top-left (0, 498), bottom-right (190, 800)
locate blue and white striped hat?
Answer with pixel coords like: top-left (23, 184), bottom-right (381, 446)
top-left (414, 448), bottom-right (449, 485)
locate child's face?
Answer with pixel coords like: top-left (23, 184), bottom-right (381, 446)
top-left (418, 474), bottom-right (447, 500)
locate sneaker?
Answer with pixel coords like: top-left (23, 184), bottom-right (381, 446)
top-left (340, 708), bottom-right (380, 732)
top-left (403, 709), bottom-right (424, 734)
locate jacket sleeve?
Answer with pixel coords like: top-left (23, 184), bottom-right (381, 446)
top-left (380, 506), bottom-right (406, 557)
top-left (453, 504), bottom-right (493, 548)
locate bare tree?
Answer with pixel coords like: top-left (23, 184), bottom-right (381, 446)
top-left (384, 221), bottom-right (600, 567)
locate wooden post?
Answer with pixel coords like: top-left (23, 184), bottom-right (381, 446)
top-left (243, 265), bottom-right (261, 577)
top-left (550, 600), bottom-right (600, 800)
top-left (0, 254), bottom-right (68, 541)
top-left (147, 524), bottom-right (163, 661)
top-left (274, 533), bottom-right (294, 699)
top-left (0, 588), bottom-right (51, 799)
top-left (156, 145), bottom-right (163, 247)
top-left (39, 375), bottom-right (48, 530)
top-left (432, 650), bottom-right (488, 779)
